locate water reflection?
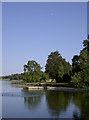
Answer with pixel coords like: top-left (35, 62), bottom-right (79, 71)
top-left (2, 80), bottom-right (89, 119)
top-left (46, 90), bottom-right (89, 119)
top-left (73, 92), bottom-right (89, 119)
top-left (22, 89), bottom-right (89, 119)
top-left (46, 90), bottom-right (72, 116)
top-left (22, 89), bottom-right (44, 110)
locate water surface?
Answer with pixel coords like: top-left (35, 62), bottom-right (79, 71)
top-left (1, 80), bottom-right (89, 119)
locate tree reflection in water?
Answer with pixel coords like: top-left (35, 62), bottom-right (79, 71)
top-left (73, 92), bottom-right (89, 120)
top-left (22, 89), bottom-right (89, 119)
top-left (46, 90), bottom-right (72, 117)
top-left (22, 89), bottom-right (43, 110)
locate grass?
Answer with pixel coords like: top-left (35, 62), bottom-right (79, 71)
top-left (10, 79), bottom-right (23, 81)
top-left (45, 82), bottom-right (74, 87)
top-left (2, 79), bottom-right (89, 89)
top-left (1, 79), bottom-right (10, 81)
top-left (11, 81), bottom-right (74, 88)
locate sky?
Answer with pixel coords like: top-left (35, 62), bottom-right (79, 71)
top-left (2, 2), bottom-right (87, 76)
top-left (88, 2), bottom-right (89, 35)
top-left (0, 1), bottom-right (2, 77)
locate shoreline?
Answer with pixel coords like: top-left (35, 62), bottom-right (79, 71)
top-left (26, 86), bottom-right (89, 92)
top-left (11, 84), bottom-right (89, 92)
top-left (1, 79), bottom-right (89, 92)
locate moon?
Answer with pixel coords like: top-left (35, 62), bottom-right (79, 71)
top-left (50, 12), bottom-right (54, 16)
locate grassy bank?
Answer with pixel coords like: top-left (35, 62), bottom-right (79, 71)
top-left (11, 81), bottom-right (74, 88)
top-left (46, 82), bottom-right (74, 87)
top-left (2, 78), bottom-right (89, 89)
top-left (11, 82), bottom-right (89, 92)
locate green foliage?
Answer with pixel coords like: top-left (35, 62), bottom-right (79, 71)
top-left (45, 51), bottom-right (62, 80)
top-left (24, 60), bottom-right (42, 72)
top-left (71, 68), bottom-right (89, 88)
top-left (39, 71), bottom-right (49, 81)
top-left (45, 51), bottom-right (72, 82)
top-left (23, 60), bottom-right (49, 83)
top-left (2, 73), bottom-right (23, 80)
top-left (71, 36), bottom-right (89, 88)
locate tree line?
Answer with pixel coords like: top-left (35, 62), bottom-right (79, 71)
top-left (2, 73), bottom-right (23, 80)
top-left (2, 36), bottom-right (89, 88)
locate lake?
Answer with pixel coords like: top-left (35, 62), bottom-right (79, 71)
top-left (1, 80), bottom-right (89, 119)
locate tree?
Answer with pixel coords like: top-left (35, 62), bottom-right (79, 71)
top-left (45, 51), bottom-right (62, 80)
top-left (45, 51), bottom-right (71, 82)
top-left (23, 60), bottom-right (49, 83)
top-left (72, 55), bottom-right (81, 74)
top-left (2, 73), bottom-right (23, 80)
top-left (71, 36), bottom-right (89, 88)
top-left (24, 60), bottom-right (42, 73)
top-left (23, 60), bottom-right (42, 82)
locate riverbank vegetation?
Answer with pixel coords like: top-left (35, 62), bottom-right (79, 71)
top-left (71, 36), bottom-right (89, 88)
top-left (2, 36), bottom-right (89, 88)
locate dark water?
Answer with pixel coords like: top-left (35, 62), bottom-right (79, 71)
top-left (1, 80), bottom-right (89, 119)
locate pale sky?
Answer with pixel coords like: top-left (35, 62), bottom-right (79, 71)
top-left (2, 2), bottom-right (87, 75)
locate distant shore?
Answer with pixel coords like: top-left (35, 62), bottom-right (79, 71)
top-left (1, 79), bottom-right (23, 81)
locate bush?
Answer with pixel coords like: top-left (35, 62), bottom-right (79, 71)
top-left (71, 68), bottom-right (89, 88)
